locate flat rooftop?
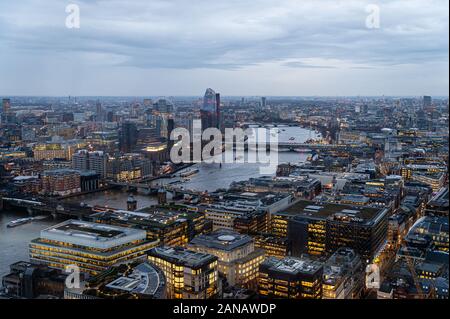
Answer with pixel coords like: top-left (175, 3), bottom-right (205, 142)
top-left (262, 256), bottom-right (323, 275)
top-left (38, 220), bottom-right (147, 250)
top-left (148, 246), bottom-right (217, 269)
top-left (189, 230), bottom-right (253, 251)
top-left (408, 216), bottom-right (449, 237)
top-left (233, 176), bottom-right (320, 189)
top-left (274, 200), bottom-right (384, 222)
top-left (200, 191), bottom-right (291, 215)
top-left (210, 190), bottom-right (291, 207)
top-left (91, 207), bottom-right (196, 228)
top-left (224, 191), bottom-right (291, 205)
top-left (277, 200), bottom-right (386, 225)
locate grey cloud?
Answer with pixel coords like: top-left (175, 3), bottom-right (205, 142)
top-left (282, 61), bottom-right (338, 69)
top-left (0, 0), bottom-right (447, 70)
top-left (0, 0), bottom-right (447, 96)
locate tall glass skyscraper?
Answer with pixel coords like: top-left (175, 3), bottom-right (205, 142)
top-left (202, 88), bottom-right (217, 112)
top-left (201, 88), bottom-right (220, 130)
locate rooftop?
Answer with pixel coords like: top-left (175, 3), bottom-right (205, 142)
top-left (218, 191), bottom-right (291, 207)
top-left (104, 262), bottom-right (165, 297)
top-left (91, 206), bottom-right (198, 228)
top-left (148, 246), bottom-right (217, 269)
top-left (408, 216), bottom-right (449, 237)
top-left (38, 220), bottom-right (147, 250)
top-left (200, 191), bottom-right (291, 214)
top-left (189, 230), bottom-right (253, 251)
top-left (278, 200), bottom-right (386, 225)
top-left (42, 169), bottom-right (80, 176)
top-left (262, 256), bottom-right (323, 275)
top-left (428, 187), bottom-right (449, 208)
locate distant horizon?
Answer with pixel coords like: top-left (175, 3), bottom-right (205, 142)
top-left (2, 94), bottom-right (449, 99)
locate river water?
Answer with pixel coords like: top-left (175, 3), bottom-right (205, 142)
top-left (0, 126), bottom-right (319, 278)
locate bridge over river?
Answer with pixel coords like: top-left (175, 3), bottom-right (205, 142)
top-left (1, 196), bottom-right (98, 219)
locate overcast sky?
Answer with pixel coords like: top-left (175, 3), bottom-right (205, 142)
top-left (0, 0), bottom-right (448, 96)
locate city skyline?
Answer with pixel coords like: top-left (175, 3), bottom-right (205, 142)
top-left (0, 0), bottom-right (448, 97)
top-left (1, 94), bottom-right (450, 98)
top-left (0, 0), bottom-right (448, 305)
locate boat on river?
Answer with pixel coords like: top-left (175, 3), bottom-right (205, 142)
top-left (6, 217), bottom-right (33, 228)
top-left (180, 169), bottom-right (199, 178)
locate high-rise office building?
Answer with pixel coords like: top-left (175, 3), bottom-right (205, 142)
top-left (88, 151), bottom-right (108, 179)
top-left (261, 97), bottom-right (267, 108)
top-left (72, 150), bottom-right (89, 171)
top-left (147, 246), bottom-right (219, 299)
top-left (1, 98), bottom-right (11, 124)
top-left (106, 111), bottom-right (114, 122)
top-left (72, 150), bottom-right (107, 179)
top-left (201, 88), bottom-right (218, 130)
top-left (274, 200), bottom-right (389, 262)
top-left (200, 110), bottom-right (215, 133)
top-left (96, 101), bottom-right (103, 122)
top-left (152, 99), bottom-right (174, 139)
top-left (107, 153), bottom-right (152, 181)
top-left (203, 88), bottom-right (217, 112)
top-left (258, 256), bottom-right (323, 299)
top-left (423, 96), bottom-right (432, 109)
top-left (322, 248), bottom-right (364, 299)
top-left (119, 122), bottom-right (138, 153)
top-left (215, 92), bottom-right (222, 130)
top-left (188, 230), bottom-right (265, 289)
top-left (2, 98), bottom-right (11, 113)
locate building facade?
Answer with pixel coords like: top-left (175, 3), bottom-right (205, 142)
top-left (188, 230), bottom-right (265, 289)
top-left (258, 256), bottom-right (323, 299)
top-left (41, 169), bottom-right (81, 196)
top-left (147, 246), bottom-right (219, 299)
top-left (29, 220), bottom-right (158, 275)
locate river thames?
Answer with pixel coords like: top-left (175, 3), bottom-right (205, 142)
top-left (0, 126), bottom-right (319, 277)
